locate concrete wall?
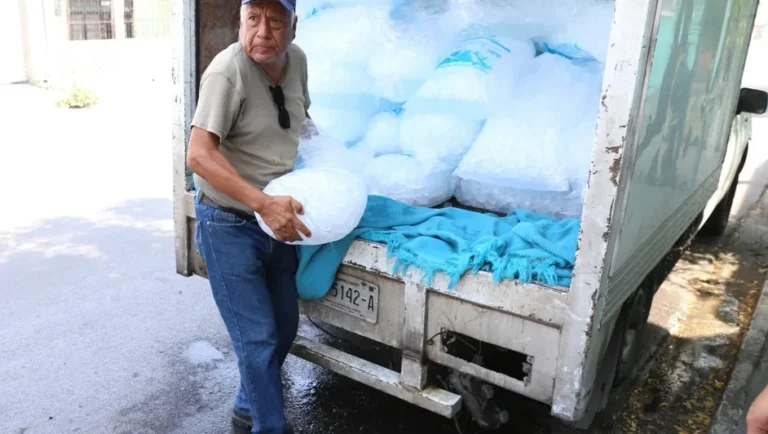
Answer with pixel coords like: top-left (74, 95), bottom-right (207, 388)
top-left (52, 37), bottom-right (172, 94)
top-left (133, 0), bottom-right (171, 38)
top-left (0, 0), bottom-right (28, 84)
top-left (18, 0), bottom-right (171, 98)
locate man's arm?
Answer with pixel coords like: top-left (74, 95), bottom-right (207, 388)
top-left (187, 127), bottom-right (268, 212)
top-left (187, 128), bottom-right (310, 242)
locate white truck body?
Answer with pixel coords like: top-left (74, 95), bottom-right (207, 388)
top-left (171, 0), bottom-right (765, 425)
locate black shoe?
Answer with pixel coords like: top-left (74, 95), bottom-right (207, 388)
top-left (231, 410), bottom-right (294, 434)
top-left (231, 409), bottom-right (253, 432)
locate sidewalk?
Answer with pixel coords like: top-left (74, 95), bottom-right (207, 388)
top-left (710, 174), bottom-right (768, 433)
top-left (710, 278), bottom-right (768, 433)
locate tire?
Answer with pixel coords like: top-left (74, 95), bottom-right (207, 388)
top-left (699, 175), bottom-right (738, 237)
top-left (572, 280), bottom-right (656, 430)
top-left (700, 145), bottom-right (748, 237)
top-left (614, 281), bottom-right (655, 385)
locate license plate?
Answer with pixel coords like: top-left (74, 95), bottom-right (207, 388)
top-left (318, 273), bottom-right (379, 324)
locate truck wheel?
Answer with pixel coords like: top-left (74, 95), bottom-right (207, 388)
top-left (572, 303), bottom-right (625, 430)
top-left (614, 280), bottom-right (654, 384)
top-left (572, 280), bottom-right (655, 430)
top-left (700, 146), bottom-right (747, 237)
top-left (699, 178), bottom-right (738, 237)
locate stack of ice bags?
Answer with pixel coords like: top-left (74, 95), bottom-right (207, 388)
top-left (453, 54), bottom-right (604, 217)
top-left (294, 0), bottom-right (614, 215)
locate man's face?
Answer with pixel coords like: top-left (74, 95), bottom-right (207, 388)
top-left (240, 1), bottom-right (295, 64)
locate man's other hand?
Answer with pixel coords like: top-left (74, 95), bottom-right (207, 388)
top-left (748, 384), bottom-right (768, 434)
top-left (257, 195), bottom-right (312, 243)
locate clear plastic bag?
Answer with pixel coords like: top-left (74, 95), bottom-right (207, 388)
top-left (357, 110), bottom-right (403, 156)
top-left (396, 36), bottom-right (534, 169)
top-left (454, 179), bottom-right (585, 218)
top-left (296, 120), bottom-right (374, 171)
top-left (399, 111), bottom-right (485, 170)
top-left (305, 63), bottom-right (380, 143)
top-left (443, 0), bottom-right (601, 40)
top-left (364, 154), bottom-right (454, 207)
top-left (297, 0), bottom-right (404, 20)
top-left (256, 168), bottom-right (369, 245)
top-left (295, 6), bottom-right (392, 67)
top-left (538, 1), bottom-right (615, 63)
top-left (453, 54), bottom-right (603, 216)
top-left (403, 36), bottom-right (535, 120)
top-left (368, 13), bottom-right (460, 103)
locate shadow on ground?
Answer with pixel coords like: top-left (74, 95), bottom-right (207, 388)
top-left (0, 198), bottom-right (236, 434)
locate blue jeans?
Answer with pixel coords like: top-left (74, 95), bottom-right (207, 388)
top-left (194, 196), bottom-right (299, 434)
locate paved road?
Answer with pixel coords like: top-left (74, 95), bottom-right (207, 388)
top-left (1, 40), bottom-right (767, 434)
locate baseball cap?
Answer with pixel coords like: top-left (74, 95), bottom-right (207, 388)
top-left (241, 0), bottom-right (296, 13)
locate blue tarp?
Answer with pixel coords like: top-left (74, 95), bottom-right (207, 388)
top-left (296, 195), bottom-right (580, 299)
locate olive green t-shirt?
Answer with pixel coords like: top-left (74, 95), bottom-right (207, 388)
top-left (191, 42), bottom-right (310, 214)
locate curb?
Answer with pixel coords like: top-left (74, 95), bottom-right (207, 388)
top-left (710, 278), bottom-right (768, 434)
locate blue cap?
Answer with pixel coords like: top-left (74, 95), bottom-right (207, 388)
top-left (241, 0), bottom-right (296, 13)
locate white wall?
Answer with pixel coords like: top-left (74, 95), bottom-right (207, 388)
top-left (0, 0), bottom-right (28, 84)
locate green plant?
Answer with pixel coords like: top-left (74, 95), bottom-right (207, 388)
top-left (57, 87), bottom-right (99, 109)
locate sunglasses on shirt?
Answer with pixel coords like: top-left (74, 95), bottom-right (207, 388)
top-left (269, 85), bottom-right (291, 129)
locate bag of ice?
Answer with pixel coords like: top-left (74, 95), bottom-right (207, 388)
top-left (357, 110), bottom-right (403, 156)
top-left (364, 154), bottom-right (454, 207)
top-left (304, 63), bottom-right (380, 143)
top-left (297, 0), bottom-right (403, 20)
top-left (297, 120), bottom-right (374, 171)
top-left (538, 1), bottom-right (615, 63)
top-left (256, 168), bottom-right (368, 246)
top-left (404, 36), bottom-right (535, 120)
top-left (397, 36), bottom-right (534, 169)
top-left (453, 54), bottom-right (603, 217)
top-left (399, 111), bottom-right (485, 170)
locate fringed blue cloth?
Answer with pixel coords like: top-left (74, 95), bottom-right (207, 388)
top-left (296, 195), bottom-right (580, 300)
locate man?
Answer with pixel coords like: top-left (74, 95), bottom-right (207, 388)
top-left (186, 0), bottom-right (311, 432)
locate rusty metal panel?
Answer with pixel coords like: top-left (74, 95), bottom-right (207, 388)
top-left (400, 281), bottom-right (429, 389)
top-left (552, 0), bottom-right (660, 423)
top-left (425, 295), bottom-right (561, 404)
top-left (198, 0), bottom-right (238, 76)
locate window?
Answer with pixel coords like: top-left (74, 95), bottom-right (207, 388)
top-left (68, 0), bottom-right (136, 40)
top-left (69, 0), bottom-right (113, 40)
top-left (124, 0), bottom-right (134, 38)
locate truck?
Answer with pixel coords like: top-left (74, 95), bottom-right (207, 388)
top-left (171, 0), bottom-right (768, 428)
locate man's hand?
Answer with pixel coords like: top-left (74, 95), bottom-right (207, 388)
top-left (257, 195), bottom-right (312, 243)
top-left (748, 384), bottom-right (768, 434)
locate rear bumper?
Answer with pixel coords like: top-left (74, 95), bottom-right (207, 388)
top-left (290, 335), bottom-right (462, 418)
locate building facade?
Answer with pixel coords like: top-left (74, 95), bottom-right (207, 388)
top-left (2, 0), bottom-right (171, 91)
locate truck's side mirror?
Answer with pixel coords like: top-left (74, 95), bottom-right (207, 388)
top-left (737, 88), bottom-right (768, 115)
